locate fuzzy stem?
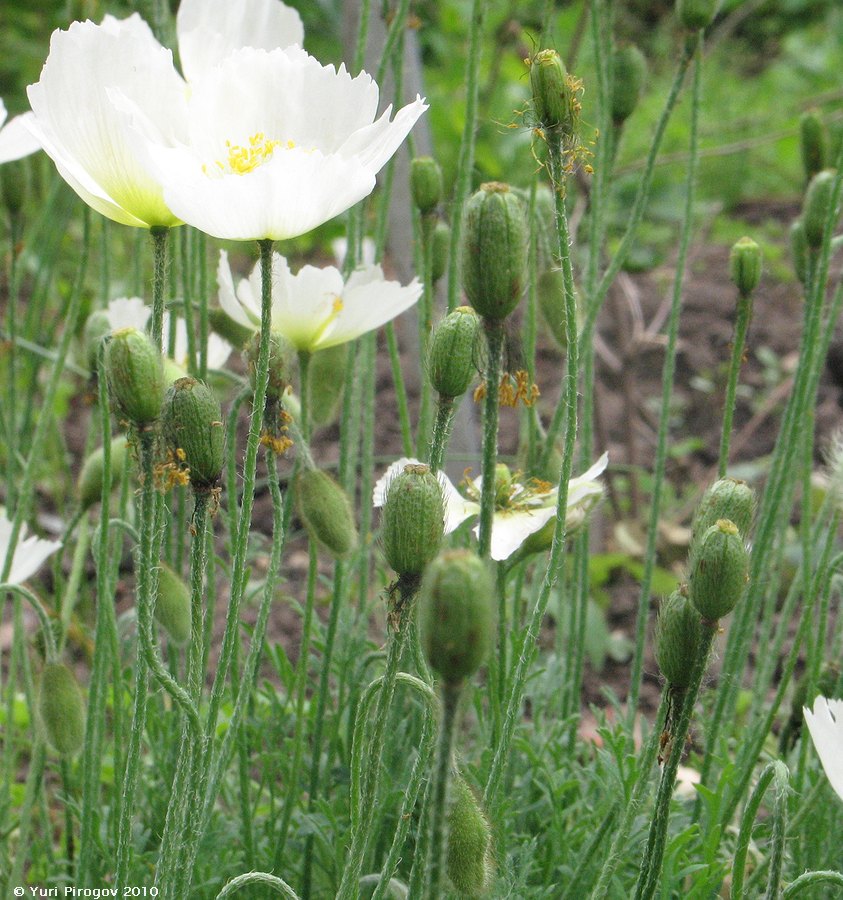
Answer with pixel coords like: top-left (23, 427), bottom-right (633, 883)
top-left (731, 762), bottom-right (780, 900)
top-left (428, 395), bottom-right (456, 472)
top-left (385, 321), bottom-right (415, 457)
top-left (215, 871), bottom-right (301, 899)
top-left (477, 319), bottom-right (505, 558)
top-left (417, 215), bottom-right (437, 448)
top-left (149, 226), bottom-right (169, 352)
top-left (717, 290), bottom-right (754, 477)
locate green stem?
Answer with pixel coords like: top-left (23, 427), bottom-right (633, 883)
top-left (298, 349), bottom-right (311, 443)
top-left (385, 322), bottom-right (415, 457)
top-left (5, 212), bottom-right (20, 507)
top-left (628, 36), bottom-right (702, 721)
top-left (781, 871), bottom-right (843, 898)
top-left (149, 226), bottom-right (169, 352)
top-left (717, 290), bottom-right (754, 477)
top-left (428, 395), bottom-right (455, 472)
top-left (477, 319), bottom-right (505, 558)
top-left (417, 215), bottom-right (436, 449)
top-left (764, 761), bottom-right (790, 900)
top-left (215, 872), bottom-right (301, 900)
top-left (446, 0), bottom-right (486, 312)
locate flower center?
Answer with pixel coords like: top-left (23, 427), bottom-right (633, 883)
top-left (310, 296), bottom-right (345, 346)
top-left (209, 133), bottom-right (296, 176)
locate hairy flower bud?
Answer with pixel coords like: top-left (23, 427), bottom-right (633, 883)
top-left (611, 45), bottom-right (647, 127)
top-left (245, 330), bottom-right (295, 401)
top-left (39, 663), bottom-right (85, 756)
top-left (537, 268), bottom-right (568, 350)
top-left (104, 327), bottom-right (165, 426)
top-left (803, 169), bottom-right (838, 250)
top-left (729, 237), bottom-right (762, 297)
top-left (655, 588), bottom-right (704, 689)
top-left (78, 436), bottom-right (128, 510)
top-left (162, 377), bottom-right (225, 490)
top-left (530, 49), bottom-right (573, 134)
top-left (428, 306), bottom-right (480, 399)
top-left (800, 109), bottom-right (828, 184)
top-left (461, 182), bottom-right (527, 321)
top-left (308, 344), bottom-right (349, 428)
top-left (419, 549), bottom-right (495, 684)
top-left (676, 0), bottom-right (720, 30)
top-left (431, 221), bottom-right (450, 284)
top-left (296, 467), bottom-right (358, 558)
top-left (411, 156), bottom-right (443, 215)
top-left (382, 463), bottom-right (445, 576)
top-left (446, 775), bottom-right (494, 896)
top-left (693, 477), bottom-right (755, 540)
top-left (155, 562), bottom-right (191, 646)
top-left (689, 519), bottom-right (749, 621)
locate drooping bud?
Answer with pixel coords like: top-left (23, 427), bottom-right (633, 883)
top-left (161, 376), bottom-right (225, 490)
top-left (655, 587), bottom-right (704, 689)
top-left (537, 268), bottom-right (568, 350)
top-left (382, 463), bottom-right (445, 576)
top-left (790, 219), bottom-right (809, 285)
top-left (692, 477), bottom-right (756, 540)
top-left (83, 310), bottom-right (113, 373)
top-left (428, 306), bottom-right (480, 399)
top-left (800, 109), bottom-right (828, 184)
top-left (803, 169), bottom-right (838, 250)
top-left (446, 775), bottom-right (494, 896)
top-left (611, 45), bottom-right (647, 128)
top-left (244, 330), bottom-right (295, 401)
top-left (78, 436), bottom-right (129, 510)
top-left (104, 327), bottom-right (166, 426)
top-left (419, 549), bottom-right (495, 684)
top-left (729, 237), bottom-right (762, 297)
top-left (208, 307), bottom-right (254, 350)
top-left (461, 183), bottom-right (527, 321)
top-left (1, 158), bottom-right (29, 218)
top-left (431, 221), bottom-right (450, 284)
top-left (296, 467), bottom-right (358, 558)
top-left (411, 156), bottom-right (443, 216)
top-left (155, 562), bottom-right (191, 645)
top-left (676, 0), bottom-right (720, 30)
top-left (39, 663), bottom-right (86, 756)
top-left (308, 344), bottom-right (349, 428)
top-left (689, 519), bottom-right (749, 621)
top-left (529, 49), bottom-right (574, 134)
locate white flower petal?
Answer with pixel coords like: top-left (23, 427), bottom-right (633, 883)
top-left (337, 95), bottom-right (428, 172)
top-left (0, 111), bottom-right (41, 164)
top-left (104, 296), bottom-right (151, 332)
top-left (804, 696), bottom-right (843, 803)
top-left (217, 250), bottom-right (259, 328)
top-left (0, 513), bottom-right (61, 585)
top-left (480, 505), bottom-right (558, 562)
top-left (176, 0), bottom-right (304, 82)
top-left (373, 457), bottom-right (421, 508)
top-left (207, 333), bottom-right (234, 370)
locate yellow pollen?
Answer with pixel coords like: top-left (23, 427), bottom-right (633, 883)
top-left (214, 132), bottom-right (293, 176)
top-left (332, 297), bottom-right (344, 314)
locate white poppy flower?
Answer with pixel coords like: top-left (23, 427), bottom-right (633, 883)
top-left (372, 453), bottom-right (608, 562)
top-left (0, 511), bottom-right (61, 585)
top-left (143, 46), bottom-right (427, 241)
top-left (102, 297), bottom-right (232, 373)
top-left (26, 0), bottom-right (303, 227)
top-left (0, 99), bottom-right (40, 164)
top-left (217, 250), bottom-right (421, 352)
top-left (804, 696), bottom-right (843, 802)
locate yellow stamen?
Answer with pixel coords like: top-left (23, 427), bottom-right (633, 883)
top-left (214, 132), bottom-right (294, 176)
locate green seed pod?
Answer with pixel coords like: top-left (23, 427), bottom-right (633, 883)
top-left (382, 463), bottom-right (445, 576)
top-left (655, 588), bottom-right (704, 689)
top-left (104, 327), bottom-right (166, 426)
top-left (78, 435), bottom-right (129, 509)
top-left (431, 221), bottom-right (450, 284)
top-left (1, 158), bottom-right (30, 218)
top-left (411, 156), bottom-right (443, 215)
top-left (308, 343), bottom-right (349, 428)
top-left (244, 330), bottom-right (296, 401)
top-left (208, 307), bottom-right (254, 350)
top-left (39, 663), bottom-right (86, 756)
top-left (611, 45), bottom-right (647, 127)
top-left (83, 311), bottom-right (113, 373)
top-left (461, 183), bottom-right (527, 321)
top-left (689, 519), bottom-right (749, 621)
top-left (155, 562), bottom-right (191, 645)
top-left (800, 109), bottom-right (828, 184)
top-left (419, 549), bottom-right (495, 684)
top-left (676, 0), bottom-right (720, 30)
top-left (537, 268), bottom-right (568, 350)
top-left (692, 478), bottom-right (756, 540)
top-left (447, 775), bottom-right (494, 897)
top-left (529, 49), bottom-right (573, 134)
top-left (729, 237), bottom-right (762, 297)
top-left (790, 219), bottom-right (809, 285)
top-left (428, 306), bottom-right (480, 399)
top-left (161, 376), bottom-right (225, 490)
top-left (296, 467), bottom-right (358, 558)
top-left (803, 169), bottom-right (838, 250)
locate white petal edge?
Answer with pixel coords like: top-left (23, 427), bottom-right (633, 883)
top-left (0, 111), bottom-right (41, 164)
top-left (481, 506), bottom-right (558, 562)
top-left (0, 513), bottom-right (62, 586)
top-left (803, 696), bottom-right (843, 803)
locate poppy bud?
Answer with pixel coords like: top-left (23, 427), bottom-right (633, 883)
top-left (161, 376), bottom-right (225, 490)
top-left (537, 268), bottom-right (568, 350)
top-left (296, 467), bottom-right (358, 558)
top-left (308, 344), bottom-right (349, 428)
top-left (729, 237), bottom-right (762, 298)
top-left (611, 45), bottom-right (647, 127)
top-left (428, 306), bottom-right (480, 399)
top-left (78, 436), bottom-right (129, 509)
top-left (155, 562), bottom-right (191, 646)
top-left (676, 0), bottom-right (720, 30)
top-left (692, 477), bottom-right (756, 540)
top-left (803, 169), bottom-right (838, 250)
top-left (411, 156), bottom-right (443, 216)
top-left (447, 775), bottom-right (494, 896)
top-left (419, 549), bottom-right (495, 684)
top-left (530, 49), bottom-right (574, 134)
top-left (382, 463), bottom-right (445, 576)
top-left (656, 588), bottom-right (704, 689)
top-left (39, 663), bottom-right (85, 756)
top-left (104, 327), bottom-right (165, 426)
top-left (431, 221), bottom-right (450, 284)
top-left (689, 519), bottom-right (749, 621)
top-left (800, 109), bottom-right (828, 184)
top-left (461, 183), bottom-right (527, 321)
